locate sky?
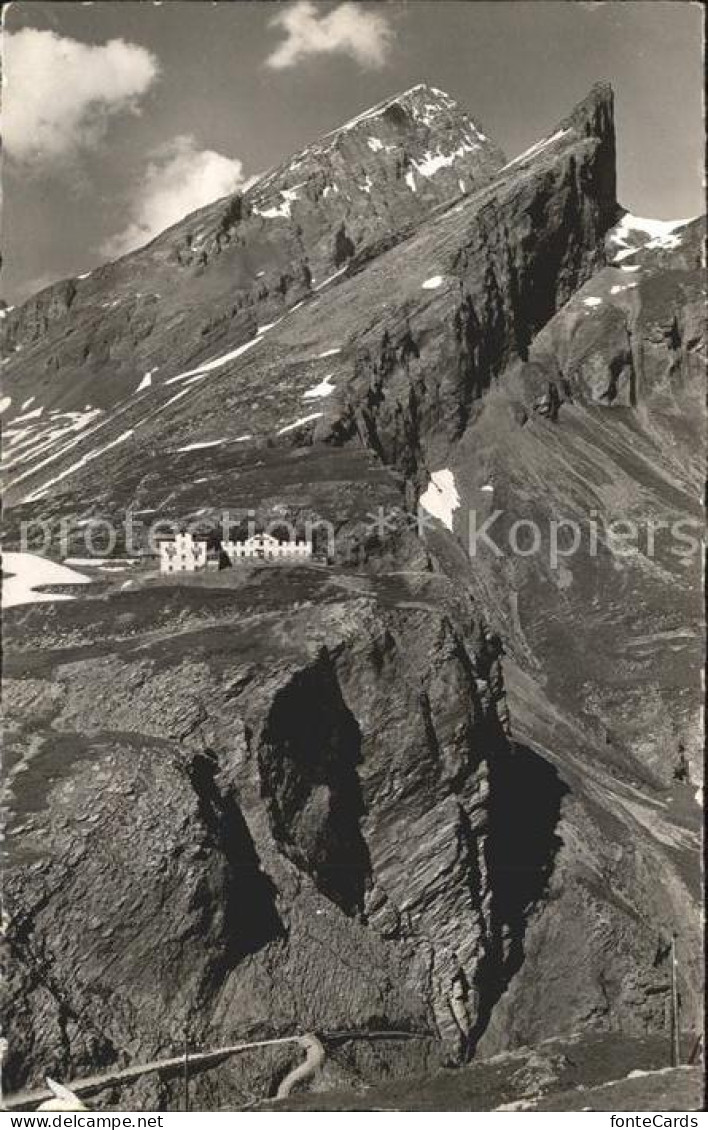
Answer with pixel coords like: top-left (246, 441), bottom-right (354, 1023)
top-left (1, 0), bottom-right (704, 303)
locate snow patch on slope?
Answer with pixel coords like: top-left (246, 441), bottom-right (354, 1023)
top-left (2, 408), bottom-right (103, 476)
top-left (413, 142), bottom-right (479, 178)
top-left (253, 186), bottom-right (301, 220)
top-left (164, 335), bottom-right (264, 385)
top-left (320, 85), bottom-right (429, 139)
top-left (20, 429), bottom-right (135, 504)
top-left (607, 214), bottom-right (694, 262)
top-left (314, 266), bottom-right (348, 292)
top-left (136, 370), bottom-right (156, 392)
top-left (13, 407), bottom-right (44, 423)
top-left (175, 439), bottom-right (225, 453)
top-left (303, 374), bottom-right (336, 400)
top-left (64, 558), bottom-right (139, 567)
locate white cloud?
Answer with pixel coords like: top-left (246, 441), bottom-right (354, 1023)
top-left (265, 0), bottom-right (394, 70)
top-left (2, 29), bottom-right (160, 165)
top-left (101, 135), bottom-right (253, 258)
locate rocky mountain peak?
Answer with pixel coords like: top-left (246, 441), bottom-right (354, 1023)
top-left (2, 72), bottom-right (703, 1108)
top-left (313, 80), bottom-right (502, 166)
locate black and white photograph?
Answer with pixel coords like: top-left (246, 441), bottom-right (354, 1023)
top-left (0, 0), bottom-right (704, 1117)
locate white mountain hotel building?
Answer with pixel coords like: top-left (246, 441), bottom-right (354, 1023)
top-left (158, 531), bottom-right (312, 573)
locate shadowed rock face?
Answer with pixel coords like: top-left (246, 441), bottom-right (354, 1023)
top-left (1, 80), bottom-right (703, 1108)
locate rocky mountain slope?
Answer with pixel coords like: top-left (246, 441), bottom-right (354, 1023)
top-left (0, 84), bottom-right (504, 416)
top-left (1, 82), bottom-right (703, 1109)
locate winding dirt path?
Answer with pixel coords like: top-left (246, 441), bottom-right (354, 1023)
top-left (275, 1035), bottom-right (326, 1098)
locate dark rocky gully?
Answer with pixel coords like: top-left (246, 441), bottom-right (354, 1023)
top-left (1, 81), bottom-right (703, 1111)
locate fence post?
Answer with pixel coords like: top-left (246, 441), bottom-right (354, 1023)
top-left (183, 1027), bottom-right (190, 1112)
